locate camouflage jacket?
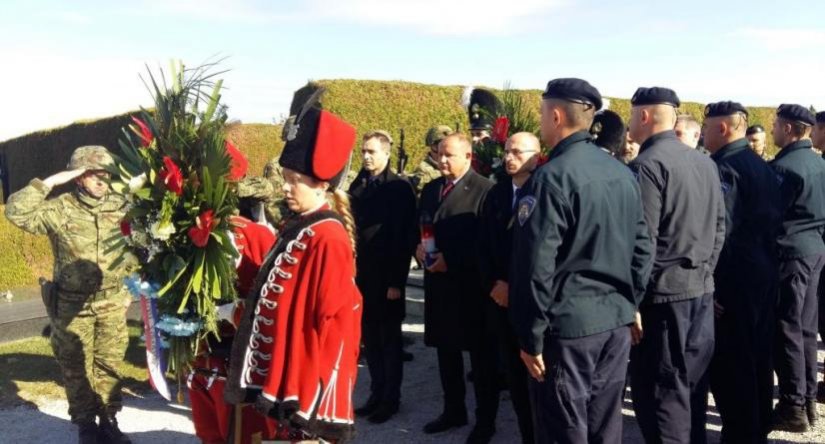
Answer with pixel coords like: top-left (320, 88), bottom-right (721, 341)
top-left (237, 176), bottom-right (292, 229)
top-left (409, 155), bottom-right (441, 195)
top-left (5, 179), bottom-right (131, 293)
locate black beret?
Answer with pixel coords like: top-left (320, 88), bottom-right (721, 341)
top-left (704, 101), bottom-right (748, 118)
top-left (746, 124), bottom-right (765, 135)
top-left (542, 78), bottom-right (603, 110)
top-left (776, 104), bottom-right (815, 126)
top-left (631, 87), bottom-right (680, 107)
top-left (817, 111), bottom-right (825, 124)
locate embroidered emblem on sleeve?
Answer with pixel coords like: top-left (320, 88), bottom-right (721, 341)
top-left (517, 196), bottom-right (537, 226)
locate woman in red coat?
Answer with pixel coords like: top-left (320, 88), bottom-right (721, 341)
top-left (225, 87), bottom-right (362, 443)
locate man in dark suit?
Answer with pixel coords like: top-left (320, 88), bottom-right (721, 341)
top-left (478, 132), bottom-right (540, 444)
top-left (416, 132), bottom-right (497, 444)
top-left (349, 130), bottom-right (417, 424)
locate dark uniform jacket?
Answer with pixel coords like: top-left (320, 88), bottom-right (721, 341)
top-left (770, 139), bottom-right (825, 259)
top-left (510, 131), bottom-right (653, 354)
top-left (479, 177), bottom-right (518, 291)
top-left (630, 130), bottom-right (726, 304)
top-left (349, 167), bottom-right (417, 322)
top-left (419, 169), bottom-right (492, 350)
top-left (710, 138), bottom-right (781, 310)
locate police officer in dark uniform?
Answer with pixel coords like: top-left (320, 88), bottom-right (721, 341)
top-left (349, 130), bottom-right (417, 424)
top-left (770, 104), bottom-right (825, 432)
top-left (478, 132), bottom-right (540, 444)
top-left (815, 111), bottom-right (825, 404)
top-left (627, 87), bottom-right (726, 444)
top-left (702, 101), bottom-right (781, 443)
top-left (509, 78), bottom-right (654, 444)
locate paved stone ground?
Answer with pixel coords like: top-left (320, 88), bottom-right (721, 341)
top-left (1, 314), bottom-right (824, 443)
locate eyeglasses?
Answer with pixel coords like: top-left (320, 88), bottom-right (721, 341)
top-left (503, 149), bottom-right (538, 157)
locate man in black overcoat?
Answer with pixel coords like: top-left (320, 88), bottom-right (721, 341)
top-left (416, 132), bottom-right (497, 444)
top-left (349, 130), bottom-right (417, 424)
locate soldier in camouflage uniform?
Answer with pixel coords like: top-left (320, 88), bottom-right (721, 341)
top-left (409, 125), bottom-right (452, 195)
top-left (237, 156), bottom-right (292, 231)
top-left (5, 146), bottom-right (133, 444)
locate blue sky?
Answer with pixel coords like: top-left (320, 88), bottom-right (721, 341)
top-left (2, 0), bottom-right (824, 141)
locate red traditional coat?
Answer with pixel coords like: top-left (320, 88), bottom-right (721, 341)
top-left (189, 216), bottom-right (278, 444)
top-left (225, 207), bottom-right (363, 442)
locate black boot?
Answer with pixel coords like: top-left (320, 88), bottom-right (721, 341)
top-left (78, 421), bottom-right (98, 444)
top-left (354, 395), bottom-right (381, 417)
top-left (465, 424), bottom-right (495, 444)
top-left (771, 402), bottom-right (809, 433)
top-left (806, 399), bottom-right (818, 426)
top-left (98, 413), bottom-right (131, 444)
top-left (423, 412), bottom-right (468, 434)
top-left (368, 402), bottom-right (400, 424)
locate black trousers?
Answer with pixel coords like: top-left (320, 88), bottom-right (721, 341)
top-left (436, 345), bottom-right (499, 428)
top-left (775, 253), bottom-right (825, 406)
top-left (363, 316), bottom-right (403, 406)
top-left (631, 293), bottom-right (715, 444)
top-left (710, 275), bottom-right (776, 443)
top-left (530, 326), bottom-right (630, 444)
top-left (487, 303), bottom-right (534, 444)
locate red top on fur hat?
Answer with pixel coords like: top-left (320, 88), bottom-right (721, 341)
top-left (313, 110), bottom-right (356, 181)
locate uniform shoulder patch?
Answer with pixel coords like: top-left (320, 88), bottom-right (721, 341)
top-left (517, 196), bottom-right (537, 226)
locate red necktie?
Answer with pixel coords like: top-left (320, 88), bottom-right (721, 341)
top-left (440, 181), bottom-right (455, 200)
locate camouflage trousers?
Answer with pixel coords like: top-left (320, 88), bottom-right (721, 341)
top-left (49, 288), bottom-right (129, 424)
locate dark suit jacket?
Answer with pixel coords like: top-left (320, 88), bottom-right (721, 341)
top-left (419, 169), bottom-right (492, 350)
top-left (349, 167), bottom-right (417, 322)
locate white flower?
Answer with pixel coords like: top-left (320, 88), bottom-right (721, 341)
top-left (150, 220), bottom-right (176, 241)
top-left (128, 173), bottom-right (148, 193)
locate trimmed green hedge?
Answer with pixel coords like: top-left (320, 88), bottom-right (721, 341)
top-left (312, 79), bottom-right (780, 169)
top-left (0, 79), bottom-right (786, 288)
top-left (0, 205), bottom-right (53, 289)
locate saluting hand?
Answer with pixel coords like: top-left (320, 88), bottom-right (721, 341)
top-left (43, 168), bottom-right (87, 188)
top-left (520, 350), bottom-right (545, 382)
top-left (426, 253), bottom-right (448, 273)
top-left (630, 311), bottom-right (643, 345)
top-left (490, 280), bottom-right (509, 307)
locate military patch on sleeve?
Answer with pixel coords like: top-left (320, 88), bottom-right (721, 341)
top-left (517, 196), bottom-right (537, 226)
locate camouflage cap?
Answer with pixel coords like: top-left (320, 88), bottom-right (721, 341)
top-left (425, 125), bottom-right (453, 146)
top-left (263, 156), bottom-right (281, 179)
top-left (67, 145), bottom-right (114, 171)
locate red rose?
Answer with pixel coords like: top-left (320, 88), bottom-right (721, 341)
top-left (492, 116), bottom-right (510, 144)
top-left (225, 140), bottom-right (248, 181)
top-left (158, 156), bottom-right (184, 196)
top-left (188, 209), bottom-right (215, 248)
top-left (120, 220), bottom-right (132, 236)
top-left (131, 116), bottom-right (153, 147)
